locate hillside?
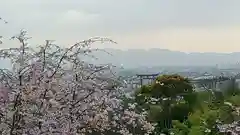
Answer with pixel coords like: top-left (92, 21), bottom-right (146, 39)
top-left (85, 48), bottom-right (240, 69)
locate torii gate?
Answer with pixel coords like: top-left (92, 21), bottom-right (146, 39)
top-left (136, 73), bottom-right (160, 87)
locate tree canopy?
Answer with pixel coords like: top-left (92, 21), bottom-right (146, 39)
top-left (133, 74), bottom-right (240, 135)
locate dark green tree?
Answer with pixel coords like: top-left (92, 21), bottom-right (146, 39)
top-left (135, 74), bottom-right (197, 134)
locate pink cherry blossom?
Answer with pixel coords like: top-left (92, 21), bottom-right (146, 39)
top-left (0, 31), bottom-right (154, 135)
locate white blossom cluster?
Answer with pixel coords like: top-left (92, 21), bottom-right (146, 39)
top-left (217, 121), bottom-right (240, 135)
top-left (0, 31), bottom-right (154, 135)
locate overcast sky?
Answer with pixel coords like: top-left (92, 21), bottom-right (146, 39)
top-left (0, 0), bottom-right (240, 52)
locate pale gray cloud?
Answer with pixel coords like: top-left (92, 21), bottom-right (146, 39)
top-left (0, 0), bottom-right (240, 52)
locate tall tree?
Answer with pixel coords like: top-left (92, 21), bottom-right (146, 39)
top-left (0, 30), bottom-right (154, 135)
top-left (135, 74), bottom-right (196, 134)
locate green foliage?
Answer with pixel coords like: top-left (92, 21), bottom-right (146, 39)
top-left (171, 102), bottom-right (191, 122)
top-left (188, 126), bottom-right (204, 135)
top-left (135, 74), bottom-right (197, 134)
top-left (171, 120), bottom-right (189, 135)
top-left (151, 74), bottom-right (193, 98)
top-left (148, 105), bottom-right (163, 122)
top-left (132, 74), bottom-right (240, 135)
top-left (227, 95), bottom-right (240, 106)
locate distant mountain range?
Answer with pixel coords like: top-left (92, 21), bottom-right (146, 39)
top-left (85, 48), bottom-right (240, 69)
top-left (1, 48), bottom-right (240, 70)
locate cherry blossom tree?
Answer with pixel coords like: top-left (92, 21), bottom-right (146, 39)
top-left (0, 30), bottom-right (154, 135)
